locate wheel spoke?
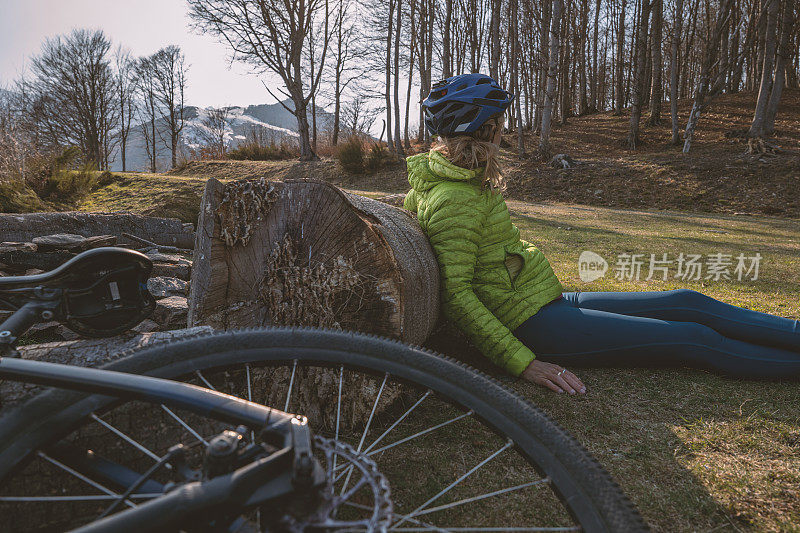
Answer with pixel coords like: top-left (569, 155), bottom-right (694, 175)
top-left (332, 409), bottom-right (475, 481)
top-left (332, 365), bottom-right (344, 477)
top-left (363, 390), bottom-right (431, 455)
top-left (160, 405), bottom-right (208, 446)
top-left (284, 359), bottom-right (298, 412)
top-left (363, 410), bottom-right (473, 459)
top-left (414, 478), bottom-right (551, 516)
top-left (340, 373), bottom-right (388, 495)
top-left (37, 452), bottom-right (136, 509)
top-left (391, 440), bottom-right (513, 529)
top-left (90, 413), bottom-right (162, 463)
top-left (343, 501), bottom-right (450, 532)
top-left (195, 370), bottom-right (216, 390)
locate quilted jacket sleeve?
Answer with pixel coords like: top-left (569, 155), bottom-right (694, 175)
top-left (427, 191), bottom-right (536, 376)
top-left (403, 189), bottom-right (418, 213)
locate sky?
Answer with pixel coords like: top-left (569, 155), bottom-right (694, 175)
top-left (0, 0), bottom-right (283, 108)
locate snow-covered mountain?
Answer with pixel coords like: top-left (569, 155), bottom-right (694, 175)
top-left (113, 100), bottom-right (333, 172)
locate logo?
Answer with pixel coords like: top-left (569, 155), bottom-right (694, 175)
top-left (579, 251), bottom-right (608, 282)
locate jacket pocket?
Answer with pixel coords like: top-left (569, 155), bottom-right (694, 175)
top-left (503, 245), bottom-right (526, 289)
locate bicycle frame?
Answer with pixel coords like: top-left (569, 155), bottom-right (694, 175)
top-left (0, 341), bottom-right (324, 532)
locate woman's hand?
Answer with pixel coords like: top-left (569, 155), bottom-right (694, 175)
top-left (522, 360), bottom-right (586, 394)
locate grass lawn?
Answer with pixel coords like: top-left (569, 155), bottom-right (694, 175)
top-left (499, 200), bottom-right (800, 532)
top-left (62, 171), bottom-right (800, 531)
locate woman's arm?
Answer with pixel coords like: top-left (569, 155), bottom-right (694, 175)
top-left (426, 191), bottom-right (536, 375)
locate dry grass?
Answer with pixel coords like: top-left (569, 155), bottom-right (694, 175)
top-left (431, 201), bottom-right (800, 532)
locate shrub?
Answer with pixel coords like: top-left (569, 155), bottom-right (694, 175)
top-left (227, 139), bottom-right (297, 161)
top-left (365, 143), bottom-right (387, 173)
top-left (336, 137), bottom-right (365, 173)
top-left (0, 179), bottom-right (47, 213)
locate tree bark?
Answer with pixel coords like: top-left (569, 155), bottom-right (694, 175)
top-left (385, 0), bottom-right (396, 153)
top-left (627, 0), bottom-right (652, 148)
top-left (540, 0), bottom-right (564, 155)
top-left (393, 0), bottom-right (404, 156)
top-left (489, 0), bottom-right (501, 79)
top-left (615, 0), bottom-right (627, 113)
top-left (682, 0), bottom-right (734, 152)
top-left (749, 0), bottom-right (780, 138)
top-left (648, 0), bottom-right (663, 124)
top-left (764, 0), bottom-right (793, 135)
top-left (189, 178), bottom-right (439, 346)
top-left (670, 0), bottom-right (684, 144)
top-left (442, 0), bottom-right (453, 77)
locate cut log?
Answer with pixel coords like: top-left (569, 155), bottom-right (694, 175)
top-left (0, 212), bottom-right (195, 249)
top-left (189, 178), bottom-right (439, 345)
top-left (188, 178), bottom-right (440, 431)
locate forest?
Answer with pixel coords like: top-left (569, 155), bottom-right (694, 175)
top-left (1, 0), bottom-right (797, 176)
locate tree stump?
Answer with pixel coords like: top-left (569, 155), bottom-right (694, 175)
top-left (188, 178), bottom-right (440, 430)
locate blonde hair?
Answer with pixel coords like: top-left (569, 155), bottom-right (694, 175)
top-left (434, 114), bottom-right (505, 193)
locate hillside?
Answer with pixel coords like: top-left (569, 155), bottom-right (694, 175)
top-left (505, 89), bottom-right (800, 218)
top-left (157, 90), bottom-right (800, 219)
top-left (112, 99), bottom-right (333, 173)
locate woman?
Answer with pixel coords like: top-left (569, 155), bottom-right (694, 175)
top-left (403, 73), bottom-right (800, 395)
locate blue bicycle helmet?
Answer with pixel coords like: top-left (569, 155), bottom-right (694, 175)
top-left (422, 73), bottom-right (514, 136)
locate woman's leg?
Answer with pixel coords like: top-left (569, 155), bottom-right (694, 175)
top-left (513, 298), bottom-right (800, 377)
top-left (561, 289), bottom-right (800, 352)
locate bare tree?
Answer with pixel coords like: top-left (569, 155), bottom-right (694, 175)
top-left (682, 0), bottom-right (735, 152)
top-left (540, 0), bottom-right (564, 156)
top-left (670, 0), bottom-right (684, 144)
top-left (394, 0), bottom-right (405, 156)
top-left (135, 56), bottom-right (159, 173)
top-left (648, 0), bottom-right (663, 124)
top-left (199, 107), bottom-right (230, 158)
top-left (188, 0), bottom-right (331, 161)
top-left (114, 47), bottom-right (136, 172)
top-left (385, 0), bottom-right (396, 153)
top-left (27, 29), bottom-right (118, 169)
top-left (614, 0), bottom-right (627, 114)
top-left (764, 0), bottom-right (794, 134)
top-left (342, 95), bottom-right (379, 136)
top-left (627, 0), bottom-right (652, 148)
top-left (149, 46), bottom-right (188, 169)
top-left (328, 0), bottom-right (363, 146)
top-left (489, 0), bottom-right (501, 79)
top-left (749, 0), bottom-right (780, 138)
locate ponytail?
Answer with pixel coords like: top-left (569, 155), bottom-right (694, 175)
top-left (434, 114), bottom-right (506, 193)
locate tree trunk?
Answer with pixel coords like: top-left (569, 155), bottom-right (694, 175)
top-left (764, 0), bottom-right (793, 135)
top-left (540, 0), bottom-right (564, 155)
top-left (682, 0), bottom-right (734, 152)
top-left (189, 178), bottom-right (439, 346)
top-left (490, 0), bottom-right (501, 79)
top-left (291, 91), bottom-right (318, 161)
top-left (627, 0), bottom-right (652, 148)
top-left (749, 0), bottom-right (780, 138)
top-left (591, 0), bottom-right (601, 111)
top-left (615, 0), bottom-right (627, 114)
top-left (670, 0), bottom-right (684, 144)
top-left (393, 0), bottom-right (404, 157)
top-left (442, 0), bottom-right (453, 77)
top-left (648, 0), bottom-right (663, 124)
top-left (385, 0), bottom-right (395, 153)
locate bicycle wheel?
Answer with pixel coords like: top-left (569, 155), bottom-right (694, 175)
top-left (0, 328), bottom-right (647, 532)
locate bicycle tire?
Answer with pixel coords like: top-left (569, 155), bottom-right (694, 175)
top-left (0, 327), bottom-right (647, 532)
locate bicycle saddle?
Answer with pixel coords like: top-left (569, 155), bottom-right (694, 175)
top-left (0, 247), bottom-right (156, 337)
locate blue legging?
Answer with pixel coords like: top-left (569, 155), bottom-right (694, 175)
top-left (512, 289), bottom-right (800, 378)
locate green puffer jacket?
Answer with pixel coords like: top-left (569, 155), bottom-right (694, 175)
top-left (404, 149), bottom-right (564, 375)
